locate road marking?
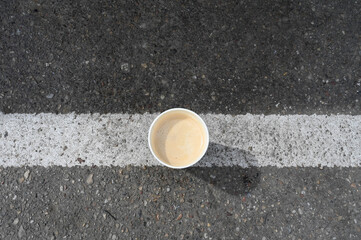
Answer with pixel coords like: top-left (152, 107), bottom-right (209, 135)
top-left (0, 113), bottom-right (360, 167)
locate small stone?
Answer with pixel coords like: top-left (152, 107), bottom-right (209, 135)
top-left (24, 170), bottom-right (30, 180)
top-left (176, 213), bottom-right (183, 221)
top-left (161, 95), bottom-right (165, 100)
top-left (141, 63), bottom-right (147, 68)
top-left (351, 183), bottom-right (357, 188)
top-left (13, 218), bottom-right (19, 225)
top-left (86, 174), bottom-right (93, 185)
top-left (18, 225), bottom-right (25, 238)
top-left (112, 235), bottom-right (117, 240)
top-left (166, 187), bottom-right (170, 192)
top-left (19, 177), bottom-right (24, 183)
top-left (121, 63), bottom-right (129, 72)
top-left (46, 93), bottom-right (54, 99)
top-left (298, 208), bottom-right (303, 215)
top-left (262, 237), bottom-right (266, 240)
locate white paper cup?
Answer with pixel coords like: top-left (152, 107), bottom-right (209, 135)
top-left (148, 108), bottom-right (209, 169)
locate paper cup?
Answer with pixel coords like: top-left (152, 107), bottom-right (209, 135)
top-left (148, 108), bottom-right (209, 169)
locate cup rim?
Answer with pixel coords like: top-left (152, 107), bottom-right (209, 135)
top-left (148, 108), bottom-right (209, 169)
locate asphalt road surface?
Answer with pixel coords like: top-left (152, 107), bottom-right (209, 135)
top-left (1, 0), bottom-right (361, 239)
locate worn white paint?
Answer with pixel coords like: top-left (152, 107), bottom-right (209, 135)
top-left (0, 113), bottom-right (360, 167)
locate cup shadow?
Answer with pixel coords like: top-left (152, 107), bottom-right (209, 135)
top-left (186, 142), bottom-right (261, 196)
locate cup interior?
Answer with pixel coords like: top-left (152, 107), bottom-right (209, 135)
top-left (148, 108), bottom-right (209, 169)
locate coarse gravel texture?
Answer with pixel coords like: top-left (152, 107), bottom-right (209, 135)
top-left (1, 0), bottom-right (361, 114)
top-left (1, 0), bottom-right (361, 239)
top-left (0, 166), bottom-right (360, 240)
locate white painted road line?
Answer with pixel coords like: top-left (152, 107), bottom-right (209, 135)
top-left (0, 113), bottom-right (360, 167)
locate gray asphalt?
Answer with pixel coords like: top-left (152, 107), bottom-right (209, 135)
top-left (0, 166), bottom-right (360, 240)
top-left (1, 0), bottom-right (361, 239)
top-left (0, 0), bottom-right (360, 114)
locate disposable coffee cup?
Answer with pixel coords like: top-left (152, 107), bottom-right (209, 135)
top-left (148, 108), bottom-right (209, 169)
